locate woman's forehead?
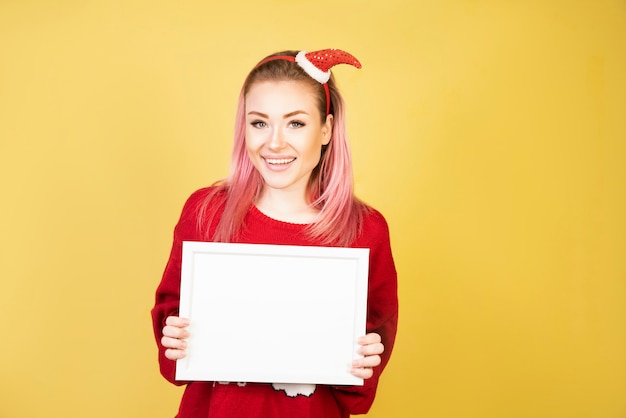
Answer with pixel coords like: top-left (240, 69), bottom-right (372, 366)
top-left (245, 80), bottom-right (320, 110)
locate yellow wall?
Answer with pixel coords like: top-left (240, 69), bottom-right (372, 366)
top-left (1, 1), bottom-right (624, 417)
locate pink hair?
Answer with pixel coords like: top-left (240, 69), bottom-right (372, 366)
top-left (197, 51), bottom-right (368, 246)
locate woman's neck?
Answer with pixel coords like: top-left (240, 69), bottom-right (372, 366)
top-left (255, 188), bottom-right (319, 224)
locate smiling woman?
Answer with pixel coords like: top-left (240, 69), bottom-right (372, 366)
top-left (205, 50), bottom-right (365, 247)
top-left (150, 49), bottom-right (399, 418)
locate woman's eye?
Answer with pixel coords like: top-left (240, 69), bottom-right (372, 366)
top-left (251, 121), bottom-right (267, 128)
top-left (289, 121), bottom-right (305, 128)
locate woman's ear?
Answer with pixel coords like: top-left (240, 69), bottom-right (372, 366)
top-left (322, 114), bottom-right (333, 145)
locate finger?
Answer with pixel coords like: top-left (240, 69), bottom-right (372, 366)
top-left (350, 366), bottom-right (374, 380)
top-left (353, 354), bottom-right (381, 370)
top-left (166, 316), bottom-right (190, 327)
top-left (162, 325), bottom-right (190, 339)
top-left (165, 348), bottom-right (187, 360)
top-left (358, 333), bottom-right (381, 345)
top-left (358, 342), bottom-right (384, 356)
top-left (161, 336), bottom-right (188, 350)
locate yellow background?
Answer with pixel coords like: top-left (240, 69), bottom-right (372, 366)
top-left (1, 1), bottom-right (624, 417)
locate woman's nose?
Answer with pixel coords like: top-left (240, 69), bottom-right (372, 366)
top-left (268, 127), bottom-right (285, 150)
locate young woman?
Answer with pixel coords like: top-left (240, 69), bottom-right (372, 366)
top-left (151, 49), bottom-right (398, 417)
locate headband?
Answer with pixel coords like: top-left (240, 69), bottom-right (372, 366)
top-left (257, 49), bottom-right (362, 115)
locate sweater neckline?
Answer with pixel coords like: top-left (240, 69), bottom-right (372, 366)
top-left (249, 205), bottom-right (312, 230)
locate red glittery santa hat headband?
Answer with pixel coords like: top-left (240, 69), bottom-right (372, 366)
top-left (257, 49), bottom-right (362, 115)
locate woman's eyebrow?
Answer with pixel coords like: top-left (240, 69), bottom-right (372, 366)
top-left (283, 110), bottom-right (308, 118)
top-left (247, 110), bottom-right (309, 118)
top-left (247, 111), bottom-right (268, 118)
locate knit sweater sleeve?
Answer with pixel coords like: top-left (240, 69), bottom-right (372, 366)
top-left (331, 209), bottom-right (399, 415)
top-left (150, 189), bottom-right (211, 385)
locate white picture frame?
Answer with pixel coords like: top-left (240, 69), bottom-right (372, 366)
top-left (175, 241), bottom-right (370, 386)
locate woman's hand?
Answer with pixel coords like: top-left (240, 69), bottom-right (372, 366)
top-left (161, 316), bottom-right (190, 360)
top-left (351, 333), bottom-right (384, 379)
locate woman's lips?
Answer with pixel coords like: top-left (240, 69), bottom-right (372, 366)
top-left (265, 157), bottom-right (296, 165)
top-left (263, 157), bottom-right (296, 171)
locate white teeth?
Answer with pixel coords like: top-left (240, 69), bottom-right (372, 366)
top-left (265, 158), bottom-right (295, 165)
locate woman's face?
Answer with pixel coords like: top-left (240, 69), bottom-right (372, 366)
top-left (245, 80), bottom-right (333, 198)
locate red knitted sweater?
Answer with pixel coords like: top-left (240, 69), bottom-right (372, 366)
top-left (151, 187), bottom-right (398, 417)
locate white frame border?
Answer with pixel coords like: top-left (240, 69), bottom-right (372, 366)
top-left (176, 241), bottom-right (369, 386)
